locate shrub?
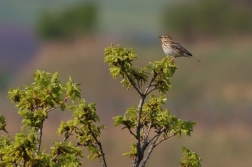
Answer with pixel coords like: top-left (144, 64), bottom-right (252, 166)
top-left (37, 2), bottom-right (98, 40)
top-left (0, 45), bottom-right (201, 167)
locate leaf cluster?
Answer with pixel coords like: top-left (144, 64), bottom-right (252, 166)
top-left (180, 146), bottom-right (202, 167)
top-left (0, 114), bottom-right (8, 133)
top-left (115, 95), bottom-right (196, 138)
top-left (104, 44), bottom-right (200, 167)
top-left (0, 43), bottom-right (201, 167)
top-left (104, 44), bottom-right (148, 91)
top-left (1, 70), bottom-right (105, 166)
top-left (104, 44), bottom-right (177, 95)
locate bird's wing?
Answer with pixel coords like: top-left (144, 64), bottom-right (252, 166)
top-left (171, 41), bottom-right (192, 57)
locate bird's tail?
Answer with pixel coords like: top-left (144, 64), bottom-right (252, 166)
top-left (191, 56), bottom-right (201, 62)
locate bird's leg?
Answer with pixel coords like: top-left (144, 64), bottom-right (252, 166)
top-left (168, 57), bottom-right (175, 63)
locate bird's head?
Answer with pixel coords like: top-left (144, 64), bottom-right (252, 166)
top-left (159, 35), bottom-right (172, 42)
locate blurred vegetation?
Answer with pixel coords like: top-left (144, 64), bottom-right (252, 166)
top-left (37, 2), bottom-right (98, 40)
top-left (162, 0), bottom-right (252, 40)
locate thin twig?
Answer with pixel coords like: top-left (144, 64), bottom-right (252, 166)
top-left (87, 124), bottom-right (107, 167)
top-left (145, 123), bottom-right (152, 141)
top-left (140, 112), bottom-right (151, 128)
top-left (128, 76), bottom-right (142, 95)
top-left (144, 72), bottom-right (157, 95)
top-left (137, 79), bottom-right (141, 90)
top-left (153, 133), bottom-right (177, 147)
top-left (37, 121), bottom-right (44, 152)
top-left (122, 68), bottom-right (143, 96)
top-left (147, 132), bottom-right (162, 146)
top-left (141, 125), bottom-right (153, 155)
top-left (51, 128), bottom-right (75, 162)
top-left (63, 128), bottom-right (74, 141)
top-left (145, 87), bottom-right (156, 96)
top-left (142, 126), bottom-right (145, 139)
top-left (47, 95), bottom-right (68, 113)
top-left (38, 96), bottom-right (67, 152)
top-left (138, 120), bottom-right (152, 160)
top-left (52, 153), bottom-right (59, 162)
top-left (126, 127), bottom-right (138, 139)
top-left (141, 134), bottom-right (161, 167)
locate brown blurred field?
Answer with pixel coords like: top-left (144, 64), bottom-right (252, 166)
top-left (1, 35), bottom-right (251, 167)
top-left (1, 1), bottom-right (252, 167)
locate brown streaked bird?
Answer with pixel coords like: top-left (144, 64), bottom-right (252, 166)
top-left (159, 35), bottom-right (200, 62)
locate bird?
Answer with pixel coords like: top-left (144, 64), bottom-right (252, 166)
top-left (159, 35), bottom-right (200, 62)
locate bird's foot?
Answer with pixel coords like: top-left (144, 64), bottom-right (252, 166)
top-left (168, 57), bottom-right (175, 63)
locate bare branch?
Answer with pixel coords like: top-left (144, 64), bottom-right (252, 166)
top-left (126, 126), bottom-right (138, 139)
top-left (63, 128), bottom-right (75, 141)
top-left (145, 87), bottom-right (156, 95)
top-left (51, 153), bottom-right (59, 162)
top-left (144, 72), bottom-right (157, 95)
top-left (137, 79), bottom-right (141, 90)
top-left (87, 124), bottom-right (107, 167)
top-left (127, 75), bottom-right (143, 96)
top-left (47, 95), bottom-right (68, 113)
top-left (141, 134), bottom-right (161, 167)
top-left (40, 96), bottom-right (68, 154)
top-left (37, 124), bottom-right (44, 152)
top-left (51, 128), bottom-right (76, 162)
top-left (140, 112), bottom-right (151, 127)
top-left (136, 123), bottom-right (152, 164)
top-left (122, 68), bottom-right (143, 96)
top-left (145, 123), bottom-right (152, 141)
top-left (153, 133), bottom-right (177, 147)
top-left (133, 96), bottom-right (146, 167)
top-left (148, 132), bottom-right (162, 146)
top-left (142, 126), bottom-right (145, 139)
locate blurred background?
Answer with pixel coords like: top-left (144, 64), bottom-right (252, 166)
top-left (1, 0), bottom-right (252, 166)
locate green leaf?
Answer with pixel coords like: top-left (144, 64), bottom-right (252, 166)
top-left (51, 72), bottom-right (58, 83)
top-left (113, 116), bottom-right (124, 126)
top-left (0, 114), bottom-right (8, 133)
top-left (123, 143), bottom-right (137, 159)
top-left (180, 146), bottom-right (202, 167)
